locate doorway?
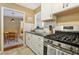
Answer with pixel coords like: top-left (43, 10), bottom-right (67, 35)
top-left (2, 7), bottom-right (25, 51)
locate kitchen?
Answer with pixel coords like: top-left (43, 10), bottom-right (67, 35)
top-left (25, 3), bottom-right (79, 55)
top-left (0, 3), bottom-right (79, 55)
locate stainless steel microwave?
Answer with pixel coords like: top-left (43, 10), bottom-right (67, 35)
top-left (55, 25), bottom-right (79, 32)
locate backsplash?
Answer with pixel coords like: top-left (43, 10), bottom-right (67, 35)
top-left (42, 21), bottom-right (56, 28)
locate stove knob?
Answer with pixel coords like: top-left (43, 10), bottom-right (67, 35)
top-left (47, 40), bottom-right (53, 44)
top-left (58, 43), bottom-right (61, 47)
top-left (50, 41), bottom-right (53, 44)
top-left (70, 47), bottom-right (73, 51)
top-left (47, 40), bottom-right (50, 43)
top-left (76, 48), bottom-right (79, 54)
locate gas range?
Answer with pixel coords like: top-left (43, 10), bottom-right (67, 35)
top-left (44, 32), bottom-right (79, 54)
top-left (44, 31), bottom-right (79, 47)
top-left (44, 25), bottom-right (79, 54)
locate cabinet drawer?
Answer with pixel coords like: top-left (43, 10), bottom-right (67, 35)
top-left (35, 35), bottom-right (43, 42)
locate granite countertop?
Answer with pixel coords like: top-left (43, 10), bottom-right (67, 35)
top-left (25, 31), bottom-right (48, 37)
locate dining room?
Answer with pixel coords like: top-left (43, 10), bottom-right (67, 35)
top-left (3, 7), bottom-right (24, 51)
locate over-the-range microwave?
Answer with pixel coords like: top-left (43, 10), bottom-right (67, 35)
top-left (55, 25), bottom-right (79, 32)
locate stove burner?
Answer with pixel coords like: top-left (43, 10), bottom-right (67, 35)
top-left (45, 31), bottom-right (79, 46)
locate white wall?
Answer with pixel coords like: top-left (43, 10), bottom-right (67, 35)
top-left (4, 16), bottom-right (21, 32)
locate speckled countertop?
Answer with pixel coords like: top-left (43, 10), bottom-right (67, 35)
top-left (25, 31), bottom-right (48, 37)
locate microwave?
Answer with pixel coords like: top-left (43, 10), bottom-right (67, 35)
top-left (55, 25), bottom-right (79, 32)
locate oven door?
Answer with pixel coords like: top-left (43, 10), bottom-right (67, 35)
top-left (47, 45), bottom-right (57, 55)
top-left (47, 45), bottom-right (71, 55)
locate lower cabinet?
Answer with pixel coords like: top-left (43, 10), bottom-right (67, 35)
top-left (26, 33), bottom-right (70, 55)
top-left (26, 33), bottom-right (44, 55)
top-left (26, 33), bottom-right (31, 48)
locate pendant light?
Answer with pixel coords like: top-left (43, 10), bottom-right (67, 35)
top-left (11, 11), bottom-right (15, 22)
top-left (11, 18), bottom-right (15, 22)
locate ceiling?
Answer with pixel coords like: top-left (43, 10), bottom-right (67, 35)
top-left (17, 3), bottom-right (41, 10)
top-left (4, 8), bottom-right (24, 18)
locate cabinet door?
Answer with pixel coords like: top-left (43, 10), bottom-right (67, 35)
top-left (32, 35), bottom-right (44, 55)
top-left (26, 33), bottom-right (31, 47)
top-left (26, 33), bottom-right (44, 55)
top-left (30, 34), bottom-right (37, 52)
top-left (41, 3), bottom-right (63, 20)
top-left (68, 3), bottom-right (79, 8)
top-left (52, 3), bottom-right (63, 13)
top-left (41, 3), bottom-right (53, 20)
top-left (26, 33), bottom-right (33, 49)
top-left (47, 45), bottom-right (56, 55)
top-left (62, 3), bottom-right (79, 9)
top-left (26, 33), bottom-right (29, 45)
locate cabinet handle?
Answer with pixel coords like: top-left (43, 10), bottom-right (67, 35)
top-left (28, 36), bottom-right (30, 40)
top-left (50, 14), bottom-right (51, 17)
top-left (38, 44), bottom-right (41, 47)
top-left (38, 38), bottom-right (40, 39)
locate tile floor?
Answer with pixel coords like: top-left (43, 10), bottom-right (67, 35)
top-left (1, 46), bottom-right (35, 55)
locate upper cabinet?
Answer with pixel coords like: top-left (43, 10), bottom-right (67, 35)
top-left (53, 4), bottom-right (79, 17)
top-left (41, 3), bottom-right (63, 20)
top-left (66, 3), bottom-right (79, 8)
top-left (41, 3), bottom-right (79, 21)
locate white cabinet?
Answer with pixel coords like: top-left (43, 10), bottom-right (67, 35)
top-left (68, 3), bottom-right (79, 8)
top-left (26, 33), bottom-right (44, 55)
top-left (41, 4), bottom-right (51, 20)
top-left (62, 3), bottom-right (79, 10)
top-left (31, 35), bottom-right (44, 55)
top-left (41, 3), bottom-right (63, 20)
top-left (26, 33), bottom-right (32, 48)
top-left (26, 33), bottom-right (35, 51)
top-left (41, 3), bottom-right (79, 21)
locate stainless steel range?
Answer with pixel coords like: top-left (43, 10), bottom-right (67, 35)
top-left (44, 25), bottom-right (79, 55)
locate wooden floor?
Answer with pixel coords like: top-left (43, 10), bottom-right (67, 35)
top-left (4, 44), bottom-right (23, 51)
top-left (2, 46), bottom-right (35, 55)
